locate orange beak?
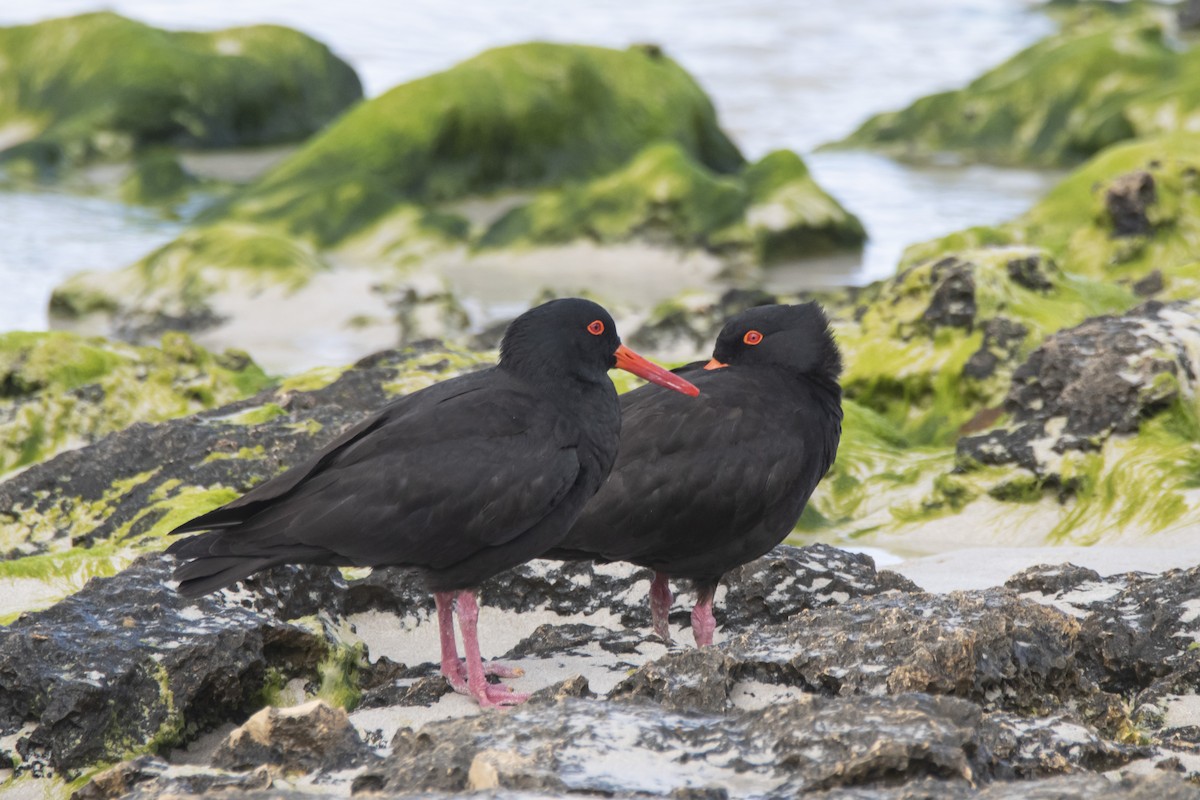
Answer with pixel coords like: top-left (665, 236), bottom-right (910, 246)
top-left (704, 358), bottom-right (728, 370)
top-left (613, 344), bottom-right (699, 397)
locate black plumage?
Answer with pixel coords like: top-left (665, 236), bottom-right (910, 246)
top-left (166, 297), bottom-right (698, 705)
top-left (548, 302), bottom-right (842, 645)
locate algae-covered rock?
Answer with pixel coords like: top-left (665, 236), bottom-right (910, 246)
top-left (837, 15), bottom-right (1199, 167)
top-left (0, 330), bottom-right (270, 476)
top-left (0, 556), bottom-right (332, 775)
top-left (480, 144), bottom-right (863, 262)
top-left (47, 43), bottom-right (860, 366)
top-left (0, 343), bottom-right (487, 611)
top-left (220, 42), bottom-right (743, 245)
top-left (836, 248), bottom-right (1134, 444)
top-left (0, 12), bottom-right (361, 178)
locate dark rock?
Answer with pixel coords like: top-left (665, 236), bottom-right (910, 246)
top-left (528, 674), bottom-right (594, 704)
top-left (0, 556), bottom-right (330, 775)
top-left (1134, 269), bottom-right (1165, 297)
top-left (922, 258), bottom-right (977, 331)
top-left (1004, 563), bottom-right (1103, 596)
top-left (609, 648), bottom-right (736, 713)
top-left (720, 543), bottom-right (921, 630)
top-left (1106, 171), bottom-right (1157, 236)
top-left (1182, 0), bottom-right (1200, 30)
top-left (0, 345), bottom-right (488, 561)
top-left (963, 318), bottom-right (1030, 381)
top-left (720, 589), bottom-right (1088, 712)
top-left (1073, 565), bottom-right (1200, 693)
top-left (1006, 255), bottom-right (1054, 292)
top-left (212, 700), bottom-right (372, 773)
top-left (958, 301), bottom-right (1200, 472)
top-left (71, 755), bottom-right (271, 800)
top-left (975, 711), bottom-right (1144, 779)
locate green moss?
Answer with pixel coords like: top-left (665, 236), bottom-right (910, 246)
top-left (836, 15), bottom-right (1197, 167)
top-left (316, 642), bottom-right (365, 710)
top-left (479, 143), bottom-right (864, 260)
top-left (201, 445), bottom-right (266, 464)
top-left (0, 11), bottom-right (362, 176)
top-left (118, 149), bottom-right (198, 205)
top-left (0, 331), bottom-right (271, 474)
top-left (837, 248), bottom-right (1136, 445)
top-left (217, 42), bottom-right (743, 246)
top-left (278, 365), bottom-right (349, 394)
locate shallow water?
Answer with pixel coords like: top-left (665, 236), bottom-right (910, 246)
top-left (0, 0), bottom-right (1057, 332)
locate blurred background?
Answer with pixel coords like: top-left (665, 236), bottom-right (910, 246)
top-left (2, 0), bottom-right (1199, 580)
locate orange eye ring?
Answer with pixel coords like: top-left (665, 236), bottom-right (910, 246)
top-left (587, 320), bottom-right (605, 336)
top-left (743, 330), bottom-right (763, 345)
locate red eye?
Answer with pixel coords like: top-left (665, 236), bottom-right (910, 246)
top-left (587, 320), bottom-right (605, 335)
top-left (743, 330), bottom-right (763, 345)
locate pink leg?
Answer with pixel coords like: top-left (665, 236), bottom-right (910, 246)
top-left (691, 585), bottom-right (717, 647)
top-left (435, 592), bottom-right (524, 693)
top-left (650, 572), bottom-right (674, 644)
top-left (434, 592), bottom-right (468, 693)
top-left (456, 590), bottom-right (529, 708)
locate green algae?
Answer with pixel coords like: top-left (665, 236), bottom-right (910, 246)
top-left (0, 11), bottom-right (362, 178)
top-left (480, 144), bottom-right (864, 260)
top-left (219, 42), bottom-right (742, 246)
top-left (836, 247), bottom-right (1136, 445)
top-left (118, 150), bottom-right (199, 206)
top-left (0, 331), bottom-right (272, 474)
top-left (836, 14), bottom-right (1198, 167)
top-left (226, 403), bottom-right (288, 426)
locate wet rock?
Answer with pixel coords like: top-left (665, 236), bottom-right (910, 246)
top-left (72, 755), bottom-right (271, 800)
top-left (1134, 269), bottom-right (1165, 297)
top-left (1182, 0), bottom-right (1200, 30)
top-left (363, 694), bottom-right (984, 795)
top-left (212, 700), bottom-right (372, 773)
top-left (0, 343), bottom-right (488, 569)
top-left (1004, 563), bottom-right (1103, 596)
top-left (720, 543), bottom-right (921, 630)
top-left (0, 556), bottom-right (330, 775)
top-left (1106, 171), bottom-right (1157, 236)
top-left (609, 648), bottom-right (736, 713)
top-left (1005, 255), bottom-right (1054, 292)
top-left (720, 589), bottom-right (1087, 712)
top-left (807, 773), bottom-right (1200, 800)
top-left (958, 301), bottom-right (1200, 472)
top-left (976, 712), bottom-right (1143, 779)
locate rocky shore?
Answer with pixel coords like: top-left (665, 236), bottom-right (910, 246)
top-left (4, 543), bottom-right (1200, 798)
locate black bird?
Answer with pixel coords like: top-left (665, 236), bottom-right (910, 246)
top-left (166, 298), bottom-right (698, 706)
top-left (548, 302), bottom-right (842, 646)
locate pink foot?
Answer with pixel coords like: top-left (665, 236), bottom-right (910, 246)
top-left (650, 572), bottom-right (674, 644)
top-left (691, 586), bottom-right (717, 647)
top-left (457, 590), bottom-right (529, 709)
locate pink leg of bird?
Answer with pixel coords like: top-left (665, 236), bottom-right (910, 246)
top-left (650, 572), bottom-right (674, 644)
top-left (435, 592), bottom-right (525, 693)
top-left (691, 585), bottom-right (717, 647)
top-left (434, 591), bottom-right (469, 693)
top-left (455, 590), bottom-right (529, 707)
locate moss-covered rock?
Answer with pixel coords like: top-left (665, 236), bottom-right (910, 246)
top-left (836, 14), bottom-right (1199, 167)
top-left (480, 145), bottom-right (864, 262)
top-left (48, 42), bottom-right (860, 365)
top-left (0, 330), bottom-right (271, 476)
top-left (217, 42), bottom-right (743, 246)
top-left (904, 133), bottom-right (1200, 288)
top-left (835, 247), bottom-right (1134, 445)
top-left (0, 12), bottom-right (362, 179)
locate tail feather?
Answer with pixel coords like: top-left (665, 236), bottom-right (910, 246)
top-left (172, 555), bottom-right (286, 598)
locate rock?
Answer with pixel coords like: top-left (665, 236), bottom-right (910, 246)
top-left (0, 330), bottom-right (270, 475)
top-left (719, 589), bottom-right (1088, 712)
top-left (1004, 564), bottom-right (1103, 596)
top-left (47, 42), bottom-right (861, 366)
top-left (1182, 0), bottom-right (1200, 30)
top-left (212, 700), bottom-right (372, 773)
top-left (1133, 269), bottom-right (1165, 297)
top-left (839, 247), bottom-right (1128, 443)
top-left (0, 556), bottom-right (330, 775)
top-left (0, 12), bottom-right (361, 178)
top-left (71, 755), bottom-right (271, 800)
top-left (719, 543), bottom-right (921, 630)
top-left (481, 144), bottom-right (864, 263)
top-left (958, 301), bottom-right (1200, 473)
top-left (836, 16), bottom-right (1194, 167)
top-left (0, 343), bottom-right (488, 608)
top-left (609, 649), bottom-right (736, 713)
top-left (1107, 170), bottom-right (1157, 236)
